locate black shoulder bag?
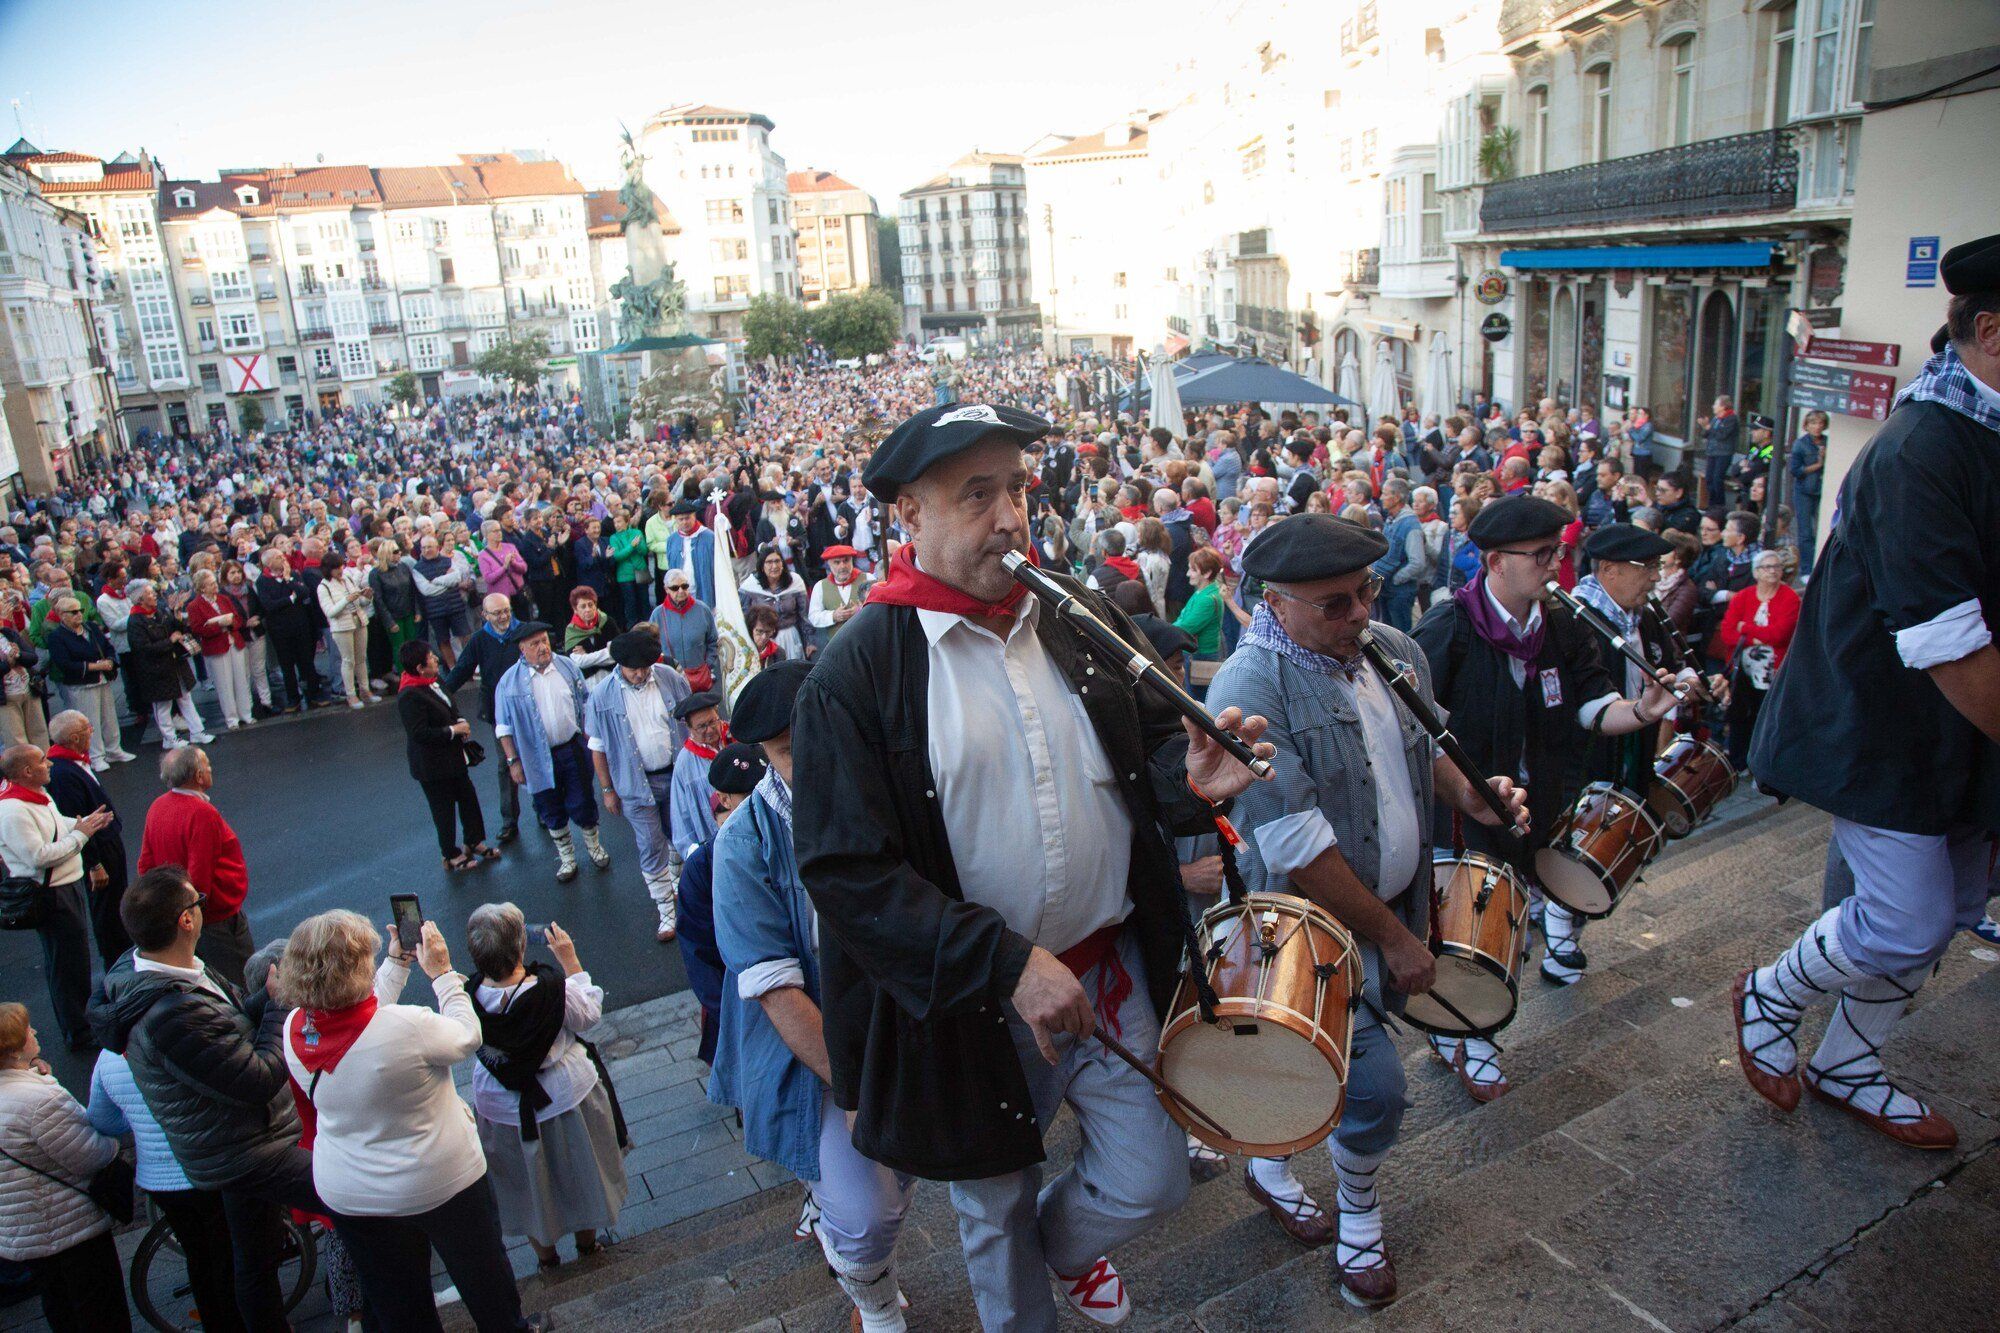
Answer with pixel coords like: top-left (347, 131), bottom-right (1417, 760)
top-left (0, 869), bottom-right (50, 932)
top-left (0, 1141), bottom-right (137, 1226)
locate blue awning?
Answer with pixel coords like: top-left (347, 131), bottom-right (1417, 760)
top-left (1499, 243), bottom-right (1776, 271)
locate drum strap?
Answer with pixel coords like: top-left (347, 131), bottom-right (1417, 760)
top-left (1182, 779), bottom-right (1242, 1024)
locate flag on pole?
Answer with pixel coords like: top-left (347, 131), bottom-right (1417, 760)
top-left (710, 510), bottom-right (756, 704)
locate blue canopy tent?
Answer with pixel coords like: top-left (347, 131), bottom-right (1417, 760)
top-left (1173, 356), bottom-right (1357, 408)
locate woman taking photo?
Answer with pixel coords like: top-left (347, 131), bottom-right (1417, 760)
top-left (463, 904), bottom-right (627, 1271)
top-left (316, 550), bottom-right (376, 709)
top-left (396, 640), bottom-right (496, 872)
top-left (0, 1003), bottom-right (130, 1332)
top-left (279, 910), bottom-right (549, 1332)
top-left (1715, 549), bottom-right (1800, 774)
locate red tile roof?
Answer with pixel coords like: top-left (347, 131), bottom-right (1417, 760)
top-left (583, 188), bottom-right (677, 238)
top-left (375, 164), bottom-right (491, 208)
top-left (1027, 122), bottom-right (1151, 161)
top-left (159, 173), bottom-right (275, 219)
top-left (472, 157), bottom-right (584, 199)
top-left (3, 147), bottom-right (158, 193)
top-left (788, 169), bottom-right (862, 194)
top-left (266, 165), bottom-right (381, 209)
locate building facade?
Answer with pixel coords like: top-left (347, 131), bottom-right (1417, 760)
top-left (1024, 116), bottom-right (1155, 358)
top-left (0, 156), bottom-right (121, 495)
top-left (897, 152), bottom-right (1038, 344)
top-left (8, 144), bottom-right (190, 439)
top-left (787, 170), bottom-right (880, 307)
top-left (639, 105), bottom-right (798, 340)
top-left (1457, 0), bottom-right (1868, 466)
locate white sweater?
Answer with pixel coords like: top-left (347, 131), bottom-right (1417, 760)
top-left (0, 791), bottom-right (88, 886)
top-left (284, 960), bottom-right (485, 1217)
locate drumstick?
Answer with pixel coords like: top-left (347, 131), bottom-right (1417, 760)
top-left (1419, 987), bottom-right (1487, 1038)
top-left (1093, 1025), bottom-right (1234, 1142)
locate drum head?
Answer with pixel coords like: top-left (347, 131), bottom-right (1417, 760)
top-left (1534, 847), bottom-right (1614, 916)
top-left (1158, 1019), bottom-right (1342, 1153)
top-left (1403, 952), bottom-right (1516, 1037)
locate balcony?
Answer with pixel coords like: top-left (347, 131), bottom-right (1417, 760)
top-left (1340, 248), bottom-right (1380, 289)
top-left (370, 321), bottom-right (400, 335)
top-left (301, 328), bottom-right (333, 343)
top-left (1500, 0), bottom-right (1648, 52)
top-left (1480, 129), bottom-right (1798, 233)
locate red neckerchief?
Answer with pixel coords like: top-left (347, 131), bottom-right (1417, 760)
top-left (1103, 555), bottom-right (1142, 581)
top-left (683, 728), bottom-right (728, 762)
top-left (829, 567), bottom-right (860, 587)
top-left (570, 610), bottom-right (598, 632)
top-left (1119, 504), bottom-right (1146, 523)
top-left (398, 672), bottom-right (436, 692)
top-left (758, 639), bottom-right (780, 663)
top-left (0, 780), bottom-right (49, 806)
top-left (658, 594), bottom-right (695, 616)
top-left (288, 997), bottom-right (379, 1075)
top-left (130, 603), bottom-right (155, 617)
top-left (46, 745), bottom-right (91, 765)
top-left (865, 544), bottom-right (1032, 619)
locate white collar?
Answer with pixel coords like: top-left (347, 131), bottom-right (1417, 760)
top-left (914, 587), bottom-right (1038, 648)
top-left (170, 786), bottom-right (211, 802)
top-left (1483, 580), bottom-right (1542, 637)
top-left (1971, 365), bottom-right (2000, 414)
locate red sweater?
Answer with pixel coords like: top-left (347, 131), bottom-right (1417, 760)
top-left (137, 790), bottom-right (250, 921)
top-left (1716, 583), bottom-right (1802, 672)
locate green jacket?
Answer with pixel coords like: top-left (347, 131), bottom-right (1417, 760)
top-left (30, 591), bottom-right (100, 647)
top-left (609, 527), bottom-right (650, 584)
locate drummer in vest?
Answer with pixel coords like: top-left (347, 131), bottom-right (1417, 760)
top-left (791, 401), bottom-right (1276, 1331)
top-left (807, 543), bottom-right (872, 647)
top-left (585, 629), bottom-right (694, 942)
top-left (1411, 496), bottom-right (1683, 1103)
top-left (1208, 514), bottom-right (1527, 1308)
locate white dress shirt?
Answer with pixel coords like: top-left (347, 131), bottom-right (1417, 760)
top-left (495, 661), bottom-right (579, 746)
top-left (1352, 661), bottom-right (1422, 899)
top-left (619, 674), bottom-right (677, 772)
top-left (920, 593), bottom-right (1133, 955)
top-left (1483, 583), bottom-right (1619, 734)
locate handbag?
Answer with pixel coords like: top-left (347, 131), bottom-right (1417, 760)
top-left (0, 1143), bottom-right (136, 1226)
top-left (462, 738), bottom-right (487, 768)
top-left (0, 870), bottom-right (49, 932)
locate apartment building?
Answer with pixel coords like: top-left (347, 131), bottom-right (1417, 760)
top-left (787, 169), bottom-right (879, 306)
top-left (897, 151), bottom-right (1037, 344)
top-left (1024, 116), bottom-right (1156, 357)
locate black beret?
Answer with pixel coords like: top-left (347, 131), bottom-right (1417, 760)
top-left (670, 498), bottom-right (702, 516)
top-left (673, 690), bottom-right (722, 720)
top-left (1240, 515), bottom-right (1388, 583)
top-left (1133, 613), bottom-right (1197, 661)
top-left (861, 403), bottom-right (1053, 501)
top-left (1941, 232), bottom-right (2000, 296)
top-left (729, 659), bottom-right (811, 744)
top-left (1583, 523), bottom-right (1672, 563)
top-left (513, 620), bottom-right (551, 641)
top-left (1466, 495), bottom-right (1570, 549)
top-left (707, 742), bottom-right (767, 795)
top-left (609, 629), bottom-right (661, 669)
top-left (1746, 413), bottom-right (1775, 431)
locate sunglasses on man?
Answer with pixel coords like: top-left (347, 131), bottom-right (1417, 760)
top-left (1267, 572), bottom-right (1383, 621)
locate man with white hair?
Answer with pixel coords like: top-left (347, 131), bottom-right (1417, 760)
top-left (44, 709), bottom-right (131, 965)
top-left (0, 741), bottom-right (114, 1049)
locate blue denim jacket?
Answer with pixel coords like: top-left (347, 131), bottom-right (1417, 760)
top-left (584, 665), bottom-right (691, 806)
top-left (707, 789), bottom-right (824, 1181)
top-left (492, 655), bottom-right (589, 794)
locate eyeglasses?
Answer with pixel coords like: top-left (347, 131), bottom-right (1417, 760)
top-left (1493, 544), bottom-right (1563, 568)
top-left (181, 892), bottom-right (207, 916)
top-left (1268, 573), bottom-right (1383, 621)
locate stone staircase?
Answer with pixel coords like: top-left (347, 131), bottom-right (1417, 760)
top-left (482, 800), bottom-right (2000, 1332)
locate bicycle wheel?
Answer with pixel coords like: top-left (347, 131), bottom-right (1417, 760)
top-left (278, 1218), bottom-right (320, 1316)
top-left (129, 1220), bottom-right (198, 1333)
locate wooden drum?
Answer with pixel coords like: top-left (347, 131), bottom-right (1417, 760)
top-left (1647, 736), bottom-right (1736, 838)
top-left (1157, 893), bottom-right (1361, 1157)
top-left (1534, 782), bottom-right (1665, 920)
top-left (1402, 853), bottom-right (1531, 1039)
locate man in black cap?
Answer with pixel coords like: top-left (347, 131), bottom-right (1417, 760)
top-left (667, 689), bottom-right (727, 864)
top-left (493, 621), bottom-right (610, 882)
top-left (1411, 497), bottom-right (1683, 1099)
top-left (1729, 414), bottom-right (1776, 506)
top-left (710, 661), bottom-right (918, 1332)
top-left (676, 741), bottom-right (766, 1066)
top-left (584, 629), bottom-right (693, 941)
top-left (1735, 232), bottom-right (2000, 1153)
top-left (1209, 514), bottom-right (1527, 1305)
top-left (792, 401), bottom-right (1275, 1330)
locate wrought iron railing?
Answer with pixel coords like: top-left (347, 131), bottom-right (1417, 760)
top-left (1480, 129), bottom-right (1797, 232)
top-left (1340, 248), bottom-right (1380, 289)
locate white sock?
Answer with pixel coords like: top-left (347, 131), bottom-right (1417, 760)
top-left (1330, 1143), bottom-right (1386, 1272)
top-left (1543, 902), bottom-right (1584, 957)
top-left (1743, 906), bottom-right (1855, 1077)
top-left (1807, 968), bottom-right (1931, 1123)
top-left (1460, 1037), bottom-right (1504, 1087)
top-left (1248, 1154), bottom-right (1308, 1205)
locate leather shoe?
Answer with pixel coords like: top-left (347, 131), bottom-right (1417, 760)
top-left (1337, 1254), bottom-right (1397, 1308)
top-left (1243, 1173), bottom-right (1335, 1248)
top-left (1732, 970), bottom-right (1800, 1112)
top-left (1804, 1075), bottom-right (1958, 1150)
top-left (1438, 1042), bottom-right (1510, 1104)
top-left (498, 824), bottom-right (519, 845)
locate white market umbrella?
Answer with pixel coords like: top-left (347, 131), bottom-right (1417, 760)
top-left (1337, 350), bottom-right (1364, 422)
top-left (1368, 342), bottom-right (1402, 424)
top-left (1149, 357), bottom-right (1185, 438)
top-left (1425, 333), bottom-right (1454, 418)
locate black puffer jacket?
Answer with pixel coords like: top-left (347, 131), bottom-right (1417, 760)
top-left (88, 952), bottom-right (300, 1190)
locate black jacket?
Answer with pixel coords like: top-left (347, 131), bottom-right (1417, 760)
top-left (439, 622), bottom-right (525, 722)
top-left (45, 621), bottom-right (118, 686)
top-left (48, 756), bottom-right (125, 890)
top-left (126, 608), bottom-right (197, 704)
top-left (255, 572), bottom-right (316, 642)
top-left (792, 571), bottom-right (1213, 1180)
top-left (398, 677), bottom-right (472, 783)
top-left (88, 952), bottom-right (301, 1191)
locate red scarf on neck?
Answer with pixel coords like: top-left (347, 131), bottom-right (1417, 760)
top-left (1103, 555), bottom-right (1142, 581)
top-left (758, 639), bottom-right (780, 664)
top-left (866, 544), bottom-right (1032, 619)
top-left (130, 603), bottom-right (155, 617)
top-left (399, 672), bottom-right (436, 692)
top-left (683, 726), bottom-right (729, 763)
top-left (46, 745), bottom-right (90, 766)
top-left (289, 998), bottom-right (379, 1075)
top-left (829, 567), bottom-right (860, 587)
top-left (570, 610), bottom-right (598, 632)
top-left (658, 593), bottom-right (695, 616)
top-left (0, 780), bottom-right (48, 806)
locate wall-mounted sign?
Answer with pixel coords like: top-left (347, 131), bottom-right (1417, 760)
top-left (1473, 270), bottom-right (1509, 305)
top-left (1802, 338), bottom-right (1899, 367)
top-left (1789, 382), bottom-right (1890, 422)
top-left (1602, 374), bottom-right (1630, 412)
top-left (1790, 359), bottom-right (1896, 398)
top-left (1479, 313), bottom-right (1512, 343)
top-left (223, 354), bottom-right (269, 394)
top-left (1906, 236), bottom-right (1940, 289)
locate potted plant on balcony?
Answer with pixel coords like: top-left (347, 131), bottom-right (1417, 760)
top-left (1479, 127), bottom-right (1519, 182)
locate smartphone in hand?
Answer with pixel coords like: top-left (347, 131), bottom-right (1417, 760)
top-left (390, 894), bottom-right (423, 954)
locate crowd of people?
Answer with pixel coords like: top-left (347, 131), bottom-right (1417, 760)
top-left (0, 344), bottom-right (1846, 1332)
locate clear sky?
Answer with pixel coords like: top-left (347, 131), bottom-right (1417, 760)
top-left (0, 0), bottom-right (1214, 204)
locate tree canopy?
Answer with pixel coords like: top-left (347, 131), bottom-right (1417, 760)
top-left (806, 288), bottom-right (901, 360)
top-left (387, 369), bottom-right (421, 410)
top-left (742, 293), bottom-right (808, 362)
top-left (474, 332), bottom-right (553, 392)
